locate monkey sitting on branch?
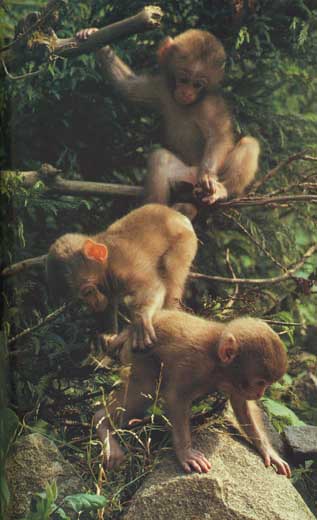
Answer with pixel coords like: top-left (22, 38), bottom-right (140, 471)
top-left (77, 28), bottom-right (260, 216)
top-left (94, 309), bottom-right (291, 477)
top-left (46, 204), bottom-right (197, 350)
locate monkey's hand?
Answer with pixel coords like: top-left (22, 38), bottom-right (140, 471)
top-left (131, 314), bottom-right (157, 351)
top-left (194, 175), bottom-right (228, 205)
top-left (76, 27), bottom-right (98, 40)
top-left (258, 444), bottom-right (291, 478)
top-left (177, 448), bottom-right (211, 474)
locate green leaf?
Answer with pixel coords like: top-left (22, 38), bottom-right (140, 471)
top-left (64, 493), bottom-right (107, 512)
top-left (262, 398), bottom-right (305, 428)
top-left (0, 408), bottom-right (19, 463)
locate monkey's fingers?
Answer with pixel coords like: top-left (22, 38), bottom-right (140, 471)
top-left (181, 450), bottom-right (211, 474)
top-left (263, 453), bottom-right (291, 478)
top-left (76, 27), bottom-right (98, 40)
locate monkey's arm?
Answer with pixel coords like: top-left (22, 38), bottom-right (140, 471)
top-left (195, 100), bottom-right (233, 203)
top-left (96, 46), bottom-right (160, 105)
top-left (165, 388), bottom-right (211, 474)
top-left (230, 397), bottom-right (291, 477)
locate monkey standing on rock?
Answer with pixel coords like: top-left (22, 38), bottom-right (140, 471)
top-left (77, 28), bottom-right (260, 215)
top-left (46, 204), bottom-right (197, 350)
top-left (94, 310), bottom-right (291, 477)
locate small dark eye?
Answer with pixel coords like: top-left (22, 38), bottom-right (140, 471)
top-left (193, 81), bottom-right (204, 90)
top-left (82, 286), bottom-right (95, 298)
top-left (179, 77), bottom-right (189, 84)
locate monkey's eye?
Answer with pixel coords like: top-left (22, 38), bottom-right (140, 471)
top-left (81, 286), bottom-right (96, 298)
top-left (178, 76), bottom-right (190, 85)
top-left (254, 379), bottom-right (266, 388)
top-left (193, 80), bottom-right (205, 90)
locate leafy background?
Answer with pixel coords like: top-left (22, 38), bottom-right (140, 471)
top-left (1, 1), bottom-right (317, 518)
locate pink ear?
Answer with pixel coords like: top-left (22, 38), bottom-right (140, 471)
top-left (218, 333), bottom-right (237, 364)
top-left (82, 239), bottom-right (108, 263)
top-left (157, 36), bottom-right (175, 65)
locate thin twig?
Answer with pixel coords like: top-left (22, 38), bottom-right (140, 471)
top-left (251, 151), bottom-right (317, 193)
top-left (223, 211), bottom-right (287, 273)
top-left (8, 303), bottom-right (68, 346)
top-left (220, 194), bottom-right (317, 208)
top-left (190, 243), bottom-right (317, 286)
top-left (222, 248), bottom-right (239, 311)
top-left (1, 57), bottom-right (41, 80)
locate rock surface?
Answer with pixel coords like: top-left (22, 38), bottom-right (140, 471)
top-left (124, 428), bottom-right (315, 520)
top-left (284, 425), bottom-right (317, 461)
top-left (5, 433), bottom-right (85, 520)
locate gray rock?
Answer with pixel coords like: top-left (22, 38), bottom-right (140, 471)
top-left (124, 429), bottom-right (315, 520)
top-left (284, 425), bottom-right (317, 461)
top-left (5, 433), bottom-right (85, 520)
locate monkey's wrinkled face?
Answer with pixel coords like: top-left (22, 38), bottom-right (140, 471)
top-left (79, 283), bottom-right (108, 313)
top-left (173, 69), bottom-right (208, 105)
top-left (238, 377), bottom-right (272, 401)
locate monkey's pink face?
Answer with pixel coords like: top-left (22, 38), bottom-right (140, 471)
top-left (79, 283), bottom-right (108, 313)
top-left (173, 71), bottom-right (207, 105)
top-left (239, 378), bottom-right (272, 401)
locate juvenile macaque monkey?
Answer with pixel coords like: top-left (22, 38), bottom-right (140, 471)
top-left (46, 205), bottom-right (197, 349)
top-left (94, 310), bottom-right (291, 477)
top-left (77, 28), bottom-right (260, 210)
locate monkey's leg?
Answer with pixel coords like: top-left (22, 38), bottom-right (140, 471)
top-left (220, 136), bottom-right (260, 196)
top-left (165, 388), bottom-right (211, 474)
top-left (94, 364), bottom-right (156, 469)
top-left (162, 220), bottom-right (198, 308)
top-left (146, 148), bottom-right (197, 205)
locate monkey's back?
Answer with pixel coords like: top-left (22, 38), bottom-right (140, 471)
top-left (98, 204), bottom-right (196, 264)
top-left (121, 310), bottom-right (220, 391)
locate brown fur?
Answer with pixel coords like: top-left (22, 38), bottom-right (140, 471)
top-left (46, 205), bottom-right (197, 349)
top-left (94, 310), bottom-right (290, 477)
top-left (93, 29), bottom-right (260, 211)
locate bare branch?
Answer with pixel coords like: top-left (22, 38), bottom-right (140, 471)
top-left (7, 303), bottom-right (67, 347)
top-left (3, 5), bottom-right (163, 67)
top-left (190, 244), bottom-right (317, 286)
top-left (1, 254), bottom-right (46, 279)
top-left (251, 151), bottom-right (317, 193)
top-left (219, 194), bottom-right (317, 208)
top-left (1, 166), bottom-right (143, 198)
top-left (52, 6), bottom-right (163, 58)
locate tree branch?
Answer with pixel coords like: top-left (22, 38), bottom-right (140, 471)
top-left (3, 5), bottom-right (163, 68)
top-left (52, 6), bottom-right (163, 58)
top-left (190, 244), bottom-right (317, 286)
top-left (251, 151), bottom-right (317, 193)
top-left (1, 254), bottom-right (46, 278)
top-left (7, 303), bottom-right (67, 347)
top-left (2, 165), bottom-right (317, 205)
top-left (1, 165), bottom-right (143, 198)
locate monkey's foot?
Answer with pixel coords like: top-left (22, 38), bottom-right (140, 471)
top-left (194, 179), bottom-right (228, 205)
top-left (178, 448), bottom-right (211, 474)
top-left (103, 438), bottom-right (125, 470)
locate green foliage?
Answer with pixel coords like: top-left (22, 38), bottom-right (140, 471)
top-left (1, 0), bottom-right (317, 516)
top-left (0, 408), bottom-right (19, 517)
top-left (22, 481), bottom-right (108, 520)
top-left (64, 493), bottom-right (108, 513)
top-left (262, 397), bottom-right (306, 432)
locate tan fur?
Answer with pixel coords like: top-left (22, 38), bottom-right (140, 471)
top-left (95, 310), bottom-right (290, 477)
top-left (46, 205), bottom-right (197, 349)
top-left (95, 30), bottom-right (260, 210)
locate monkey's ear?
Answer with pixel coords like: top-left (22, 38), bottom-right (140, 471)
top-left (218, 333), bottom-right (238, 364)
top-left (157, 36), bottom-right (175, 65)
top-left (82, 239), bottom-right (108, 264)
